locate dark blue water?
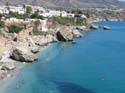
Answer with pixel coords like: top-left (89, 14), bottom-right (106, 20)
top-left (5, 22), bottom-right (125, 93)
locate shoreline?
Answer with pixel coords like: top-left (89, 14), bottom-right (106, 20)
top-left (0, 20), bottom-right (112, 92)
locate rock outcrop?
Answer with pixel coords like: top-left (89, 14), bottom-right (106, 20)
top-left (56, 27), bottom-right (74, 41)
top-left (103, 26), bottom-right (111, 30)
top-left (30, 47), bottom-right (39, 54)
top-left (33, 34), bottom-right (57, 46)
top-left (90, 24), bottom-right (100, 30)
top-left (0, 49), bottom-right (12, 62)
top-left (72, 30), bottom-right (83, 38)
top-left (11, 47), bottom-right (38, 62)
top-left (56, 26), bottom-right (83, 41)
top-left (17, 28), bottom-right (33, 42)
top-left (1, 61), bottom-right (15, 71)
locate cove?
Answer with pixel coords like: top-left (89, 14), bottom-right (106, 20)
top-left (5, 21), bottom-right (125, 93)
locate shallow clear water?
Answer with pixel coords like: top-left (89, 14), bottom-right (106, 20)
top-left (5, 22), bottom-right (125, 93)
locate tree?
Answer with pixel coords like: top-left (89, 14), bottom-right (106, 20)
top-left (0, 14), bottom-right (3, 20)
top-left (31, 10), bottom-right (39, 18)
top-left (26, 6), bottom-right (32, 17)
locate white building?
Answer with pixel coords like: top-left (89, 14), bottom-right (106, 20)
top-left (48, 10), bottom-right (61, 17)
top-left (32, 6), bottom-right (46, 13)
top-left (0, 6), bottom-right (25, 14)
top-left (0, 6), bottom-right (9, 14)
top-left (9, 6), bottom-right (25, 14)
top-left (41, 9), bottom-right (76, 18)
top-left (67, 13), bottom-right (75, 18)
top-left (60, 11), bottom-right (67, 17)
top-left (81, 14), bottom-right (87, 19)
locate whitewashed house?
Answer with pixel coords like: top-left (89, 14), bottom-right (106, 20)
top-left (67, 13), bottom-right (75, 18)
top-left (32, 6), bottom-right (46, 13)
top-left (41, 9), bottom-right (61, 17)
top-left (81, 14), bottom-right (87, 19)
top-left (60, 11), bottom-right (68, 17)
top-left (48, 10), bottom-right (61, 17)
top-left (9, 6), bottom-right (25, 14)
top-left (0, 6), bottom-right (9, 14)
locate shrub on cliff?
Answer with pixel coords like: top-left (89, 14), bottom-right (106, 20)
top-left (30, 10), bottom-right (43, 19)
top-left (33, 20), bottom-right (42, 35)
top-left (0, 21), bottom-right (4, 29)
top-left (51, 17), bottom-right (86, 26)
top-left (8, 25), bottom-right (23, 33)
top-left (9, 11), bottom-right (25, 19)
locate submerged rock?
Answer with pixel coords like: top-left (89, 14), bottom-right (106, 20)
top-left (103, 26), bottom-right (111, 30)
top-left (71, 41), bottom-right (77, 44)
top-left (11, 47), bottom-right (38, 62)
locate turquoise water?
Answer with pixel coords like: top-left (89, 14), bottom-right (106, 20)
top-left (5, 22), bottom-right (125, 93)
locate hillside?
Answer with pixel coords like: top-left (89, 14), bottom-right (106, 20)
top-left (0, 0), bottom-right (125, 9)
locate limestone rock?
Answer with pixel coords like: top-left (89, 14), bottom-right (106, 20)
top-left (0, 49), bottom-right (12, 62)
top-left (56, 27), bottom-right (74, 41)
top-left (34, 36), bottom-right (48, 46)
top-left (90, 24), bottom-right (100, 30)
top-left (11, 47), bottom-right (38, 62)
top-left (8, 33), bottom-right (17, 41)
top-left (46, 34), bottom-right (57, 43)
top-left (17, 28), bottom-right (33, 42)
top-left (103, 26), bottom-right (111, 30)
top-left (33, 34), bottom-right (57, 46)
top-left (30, 47), bottom-right (39, 54)
top-left (72, 30), bottom-right (82, 38)
top-left (1, 61), bottom-right (15, 71)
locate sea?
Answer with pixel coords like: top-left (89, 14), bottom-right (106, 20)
top-left (4, 21), bottom-right (125, 93)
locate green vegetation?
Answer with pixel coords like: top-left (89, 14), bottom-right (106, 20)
top-left (0, 21), bottom-right (5, 29)
top-left (30, 10), bottom-right (43, 19)
top-left (51, 16), bottom-right (86, 26)
top-left (0, 14), bottom-right (3, 20)
top-left (8, 25), bottom-right (23, 33)
top-left (8, 11), bottom-right (43, 19)
top-left (26, 6), bottom-right (32, 17)
top-left (33, 20), bottom-right (41, 35)
top-left (71, 9), bottom-right (83, 14)
top-left (9, 11), bottom-right (25, 19)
